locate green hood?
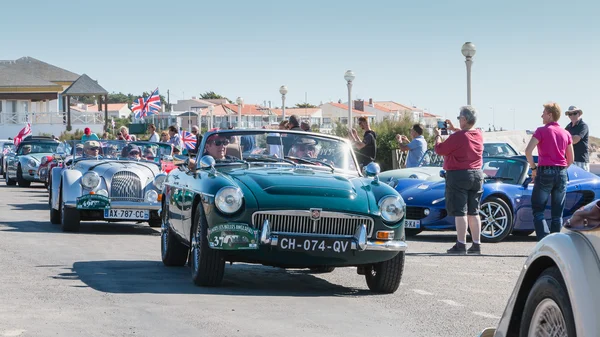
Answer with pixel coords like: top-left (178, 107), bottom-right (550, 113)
top-left (227, 167), bottom-right (372, 214)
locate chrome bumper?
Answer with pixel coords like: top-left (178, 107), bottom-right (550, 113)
top-left (65, 201), bottom-right (161, 210)
top-left (258, 220), bottom-right (408, 252)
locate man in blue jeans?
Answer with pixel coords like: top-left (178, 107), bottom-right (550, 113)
top-left (525, 102), bottom-right (574, 241)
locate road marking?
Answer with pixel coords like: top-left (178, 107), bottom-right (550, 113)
top-left (411, 289), bottom-right (434, 295)
top-left (473, 312), bottom-right (501, 320)
top-left (439, 299), bottom-right (464, 307)
top-left (2, 330), bottom-right (27, 337)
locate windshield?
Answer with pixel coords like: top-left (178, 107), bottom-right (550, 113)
top-left (483, 143), bottom-right (519, 156)
top-left (65, 140), bottom-right (173, 163)
top-left (201, 130), bottom-right (359, 173)
top-left (2, 143), bottom-right (15, 154)
top-left (482, 157), bottom-right (526, 185)
top-left (17, 142), bottom-right (59, 155)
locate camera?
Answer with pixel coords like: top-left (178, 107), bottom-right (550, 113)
top-left (437, 120), bottom-right (448, 135)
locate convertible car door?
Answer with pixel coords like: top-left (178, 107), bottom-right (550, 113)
top-left (180, 169), bottom-right (196, 240)
top-left (167, 170), bottom-right (185, 238)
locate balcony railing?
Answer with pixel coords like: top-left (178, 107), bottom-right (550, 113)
top-left (0, 111), bottom-right (105, 125)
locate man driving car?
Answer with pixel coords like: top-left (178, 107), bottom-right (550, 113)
top-left (288, 137), bottom-right (318, 158)
top-left (83, 140), bottom-right (101, 158)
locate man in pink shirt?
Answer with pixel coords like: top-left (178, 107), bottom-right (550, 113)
top-left (525, 102), bottom-right (574, 241)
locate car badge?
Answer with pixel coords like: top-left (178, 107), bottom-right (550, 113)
top-left (310, 208), bottom-right (322, 220)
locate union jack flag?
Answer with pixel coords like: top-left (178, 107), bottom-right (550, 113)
top-left (180, 130), bottom-right (197, 150)
top-left (13, 122), bottom-right (32, 147)
top-left (132, 87), bottom-right (162, 119)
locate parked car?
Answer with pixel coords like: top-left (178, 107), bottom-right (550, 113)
top-left (0, 139), bottom-right (16, 178)
top-left (5, 136), bottom-right (60, 187)
top-left (49, 140), bottom-right (168, 232)
top-left (477, 200), bottom-right (600, 336)
top-left (395, 155), bottom-right (600, 242)
top-left (378, 142), bottom-right (520, 185)
top-left (160, 129), bottom-right (408, 293)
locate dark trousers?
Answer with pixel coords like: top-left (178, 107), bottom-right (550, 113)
top-left (531, 166), bottom-right (567, 241)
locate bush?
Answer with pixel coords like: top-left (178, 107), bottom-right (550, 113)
top-left (332, 118), bottom-right (435, 171)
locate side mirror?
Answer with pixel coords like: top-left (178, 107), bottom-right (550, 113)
top-left (197, 155), bottom-right (216, 171)
top-left (364, 162), bottom-right (381, 178)
top-left (439, 170), bottom-right (446, 178)
top-left (522, 176), bottom-right (533, 189)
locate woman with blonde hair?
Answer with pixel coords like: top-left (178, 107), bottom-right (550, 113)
top-left (525, 102), bottom-right (574, 241)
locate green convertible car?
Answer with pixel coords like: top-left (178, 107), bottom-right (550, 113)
top-left (160, 129), bottom-right (408, 293)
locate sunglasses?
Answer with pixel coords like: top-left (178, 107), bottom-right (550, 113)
top-left (567, 112), bottom-right (579, 116)
top-left (212, 140), bottom-right (230, 146)
top-left (130, 151), bottom-right (140, 155)
top-left (297, 145), bottom-right (316, 151)
top-left (89, 147), bottom-right (100, 150)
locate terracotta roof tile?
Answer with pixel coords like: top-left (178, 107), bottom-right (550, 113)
top-left (222, 104), bottom-right (273, 116)
top-left (271, 108), bottom-right (320, 116)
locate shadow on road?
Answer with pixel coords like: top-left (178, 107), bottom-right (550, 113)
top-left (54, 260), bottom-right (370, 297)
top-left (0, 220), bottom-right (159, 236)
top-left (406, 252), bottom-right (529, 258)
top-left (8, 203), bottom-right (48, 211)
top-left (407, 232), bottom-right (538, 243)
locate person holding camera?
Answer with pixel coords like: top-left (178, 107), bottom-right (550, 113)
top-left (396, 124), bottom-right (427, 168)
top-left (434, 106), bottom-right (484, 254)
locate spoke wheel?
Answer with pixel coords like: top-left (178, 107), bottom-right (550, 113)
top-left (478, 197), bottom-right (513, 243)
top-left (520, 267), bottom-right (576, 337)
top-left (190, 203), bottom-right (225, 287)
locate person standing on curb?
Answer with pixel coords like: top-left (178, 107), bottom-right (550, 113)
top-left (433, 106), bottom-right (484, 255)
top-left (350, 116), bottom-right (377, 170)
top-left (564, 105), bottom-right (589, 171)
top-left (526, 102), bottom-right (574, 241)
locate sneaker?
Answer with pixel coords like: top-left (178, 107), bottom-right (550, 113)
top-left (447, 241), bottom-right (467, 254)
top-left (467, 243), bottom-right (481, 255)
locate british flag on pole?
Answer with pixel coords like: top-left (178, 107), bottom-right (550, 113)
top-left (180, 130), bottom-right (197, 150)
top-left (131, 87), bottom-right (162, 119)
top-left (13, 123), bottom-right (32, 147)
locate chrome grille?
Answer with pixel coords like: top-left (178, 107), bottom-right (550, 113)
top-left (110, 171), bottom-right (142, 201)
top-left (252, 211), bottom-right (374, 238)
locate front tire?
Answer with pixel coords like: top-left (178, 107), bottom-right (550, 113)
top-left (365, 251), bottom-right (405, 294)
top-left (16, 165), bottom-right (31, 187)
top-left (520, 267), bottom-right (576, 337)
top-left (61, 199), bottom-right (80, 232)
top-left (190, 202), bottom-right (225, 287)
top-left (6, 171), bottom-right (16, 186)
top-left (50, 190), bottom-right (61, 224)
top-left (479, 197), bottom-right (513, 243)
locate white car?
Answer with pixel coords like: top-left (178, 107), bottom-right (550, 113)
top-left (49, 140), bottom-right (170, 232)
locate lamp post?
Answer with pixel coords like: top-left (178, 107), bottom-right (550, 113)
top-left (344, 70), bottom-right (355, 128)
top-left (208, 105), bottom-right (214, 130)
top-left (489, 106), bottom-right (495, 131)
top-left (461, 42), bottom-right (476, 105)
top-left (279, 85), bottom-right (288, 120)
top-left (236, 97), bottom-right (243, 128)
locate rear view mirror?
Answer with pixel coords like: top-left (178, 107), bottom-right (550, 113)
top-left (522, 177), bottom-right (533, 189)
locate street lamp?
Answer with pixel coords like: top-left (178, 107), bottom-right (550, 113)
top-left (344, 70), bottom-right (355, 128)
top-left (236, 97), bottom-right (243, 128)
top-left (208, 105), bottom-right (214, 130)
top-left (279, 85), bottom-right (288, 120)
top-left (461, 42), bottom-right (476, 105)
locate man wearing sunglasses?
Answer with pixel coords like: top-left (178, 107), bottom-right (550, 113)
top-left (83, 140), bottom-right (102, 158)
top-left (565, 105), bottom-right (589, 171)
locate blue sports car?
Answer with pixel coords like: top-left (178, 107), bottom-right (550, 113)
top-left (392, 155), bottom-right (600, 242)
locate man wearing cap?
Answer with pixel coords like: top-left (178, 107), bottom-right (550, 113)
top-left (83, 141), bottom-right (102, 158)
top-left (127, 145), bottom-right (142, 160)
top-left (565, 105), bottom-right (589, 171)
top-left (81, 127), bottom-right (100, 142)
top-left (22, 144), bottom-right (31, 155)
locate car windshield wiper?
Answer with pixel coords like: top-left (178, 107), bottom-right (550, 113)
top-left (285, 156), bottom-right (335, 172)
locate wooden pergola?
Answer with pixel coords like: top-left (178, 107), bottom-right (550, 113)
top-left (61, 74), bottom-right (109, 131)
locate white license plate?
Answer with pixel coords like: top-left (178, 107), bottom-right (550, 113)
top-left (405, 219), bottom-right (421, 229)
top-left (104, 209), bottom-right (149, 220)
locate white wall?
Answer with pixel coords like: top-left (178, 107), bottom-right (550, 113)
top-left (0, 124), bottom-right (105, 139)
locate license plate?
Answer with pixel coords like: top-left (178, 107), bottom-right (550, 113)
top-left (104, 209), bottom-right (149, 220)
top-left (405, 219), bottom-right (421, 229)
top-left (277, 236), bottom-right (351, 253)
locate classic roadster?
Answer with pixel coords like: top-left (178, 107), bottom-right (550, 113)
top-left (49, 140), bottom-right (169, 232)
top-left (160, 129), bottom-right (408, 293)
top-left (395, 155), bottom-right (600, 242)
top-left (5, 136), bottom-right (60, 187)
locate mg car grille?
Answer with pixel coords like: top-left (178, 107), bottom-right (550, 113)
top-left (252, 211), bottom-right (374, 238)
top-left (110, 171), bottom-right (142, 201)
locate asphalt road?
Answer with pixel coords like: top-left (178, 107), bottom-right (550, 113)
top-left (0, 182), bottom-right (538, 337)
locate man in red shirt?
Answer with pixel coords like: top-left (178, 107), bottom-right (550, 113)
top-left (525, 102), bottom-right (574, 241)
top-left (434, 106), bottom-right (484, 254)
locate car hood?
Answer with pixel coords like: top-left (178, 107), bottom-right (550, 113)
top-left (399, 180), bottom-right (446, 205)
top-left (21, 153), bottom-right (51, 163)
top-left (226, 166), bottom-right (371, 213)
top-left (74, 160), bottom-right (161, 180)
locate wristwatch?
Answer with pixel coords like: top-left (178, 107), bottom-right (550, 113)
top-left (530, 165), bottom-right (537, 170)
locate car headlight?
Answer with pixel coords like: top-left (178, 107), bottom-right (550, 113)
top-left (27, 159), bottom-right (37, 167)
top-left (153, 174), bottom-right (167, 190)
top-left (96, 189), bottom-right (109, 197)
top-left (145, 190), bottom-right (158, 203)
top-left (378, 195), bottom-right (405, 223)
top-left (81, 172), bottom-right (101, 189)
top-left (215, 186), bottom-right (243, 214)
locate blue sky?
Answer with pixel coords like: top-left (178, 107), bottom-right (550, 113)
top-left (2, 0), bottom-right (599, 135)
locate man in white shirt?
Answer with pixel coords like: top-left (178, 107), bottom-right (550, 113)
top-left (148, 124), bottom-right (160, 142)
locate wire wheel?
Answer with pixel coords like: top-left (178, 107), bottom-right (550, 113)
top-left (528, 298), bottom-right (567, 337)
